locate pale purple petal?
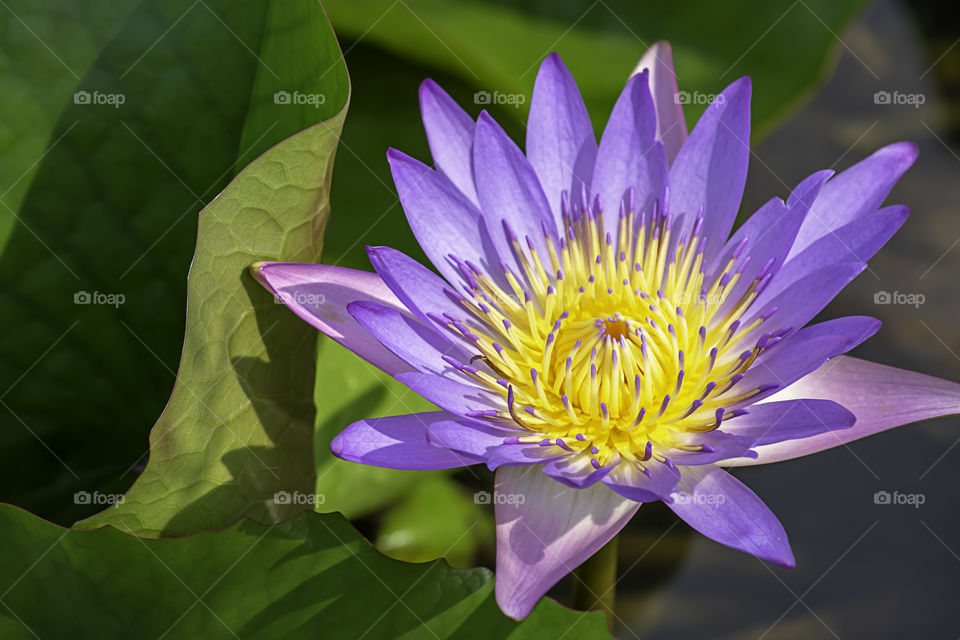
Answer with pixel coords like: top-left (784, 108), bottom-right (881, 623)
top-left (474, 111), bottom-right (558, 258)
top-left (527, 53), bottom-right (596, 219)
top-left (426, 417), bottom-right (522, 459)
top-left (486, 442), bottom-right (566, 470)
top-left (331, 411), bottom-right (480, 470)
top-left (633, 41), bottom-right (687, 162)
top-left (347, 301), bottom-right (469, 376)
top-left (789, 141), bottom-right (917, 258)
top-left (667, 464), bottom-right (794, 566)
top-left (591, 70), bottom-right (668, 230)
top-left (727, 356), bottom-right (960, 466)
top-left (252, 262), bottom-right (410, 376)
top-left (541, 452), bottom-right (617, 489)
top-left (419, 79), bottom-right (478, 204)
top-left (494, 465), bottom-right (639, 619)
top-left (668, 77), bottom-right (751, 264)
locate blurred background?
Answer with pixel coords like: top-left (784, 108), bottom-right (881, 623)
top-left (1, 0), bottom-right (959, 637)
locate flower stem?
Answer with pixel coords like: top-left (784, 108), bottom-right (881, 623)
top-left (572, 536), bottom-right (618, 629)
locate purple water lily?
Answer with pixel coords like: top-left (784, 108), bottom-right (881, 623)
top-left (254, 42), bottom-right (960, 619)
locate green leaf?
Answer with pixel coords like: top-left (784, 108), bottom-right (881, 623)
top-left (74, 19), bottom-right (349, 535)
top-left (0, 0), bottom-right (348, 524)
top-left (313, 337), bottom-right (442, 520)
top-left (0, 506), bottom-right (611, 639)
top-left (377, 476), bottom-right (493, 568)
top-left (323, 0), bottom-right (866, 135)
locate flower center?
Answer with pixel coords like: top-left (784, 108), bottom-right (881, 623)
top-left (441, 188), bottom-right (780, 469)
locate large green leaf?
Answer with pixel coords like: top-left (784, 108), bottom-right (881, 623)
top-left (0, 0), bottom-right (348, 524)
top-left (0, 506), bottom-right (611, 639)
top-left (76, 40), bottom-right (349, 536)
top-left (323, 0), bottom-right (866, 135)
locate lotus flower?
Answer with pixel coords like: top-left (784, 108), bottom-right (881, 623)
top-left (253, 43), bottom-right (960, 619)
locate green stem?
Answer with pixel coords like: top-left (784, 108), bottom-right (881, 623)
top-left (571, 536), bottom-right (618, 630)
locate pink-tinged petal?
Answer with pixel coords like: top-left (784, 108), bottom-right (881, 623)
top-left (667, 464), bottom-right (794, 567)
top-left (720, 399), bottom-right (856, 447)
top-left (591, 70), bottom-right (668, 231)
top-left (387, 149), bottom-right (509, 288)
top-left (331, 411), bottom-right (480, 470)
top-left (668, 77), bottom-right (751, 264)
top-left (602, 459), bottom-right (681, 503)
top-left (252, 262), bottom-right (410, 376)
top-left (527, 53), bottom-right (596, 219)
top-left (727, 356), bottom-right (960, 466)
top-left (396, 371), bottom-right (506, 415)
top-left (632, 41), bottom-right (687, 162)
top-left (494, 465), bottom-right (640, 619)
top-left (474, 111), bottom-right (558, 258)
top-left (347, 301), bottom-right (469, 376)
top-left (419, 79), bottom-right (478, 204)
top-left (789, 141), bottom-right (917, 258)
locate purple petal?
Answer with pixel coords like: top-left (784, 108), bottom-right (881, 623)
top-left (602, 459), bottom-right (681, 503)
top-left (331, 411), bottom-right (480, 470)
top-left (347, 301), bottom-right (469, 376)
top-left (527, 53), bottom-right (596, 219)
top-left (773, 205), bottom-right (909, 287)
top-left (789, 141), bottom-right (917, 258)
top-left (729, 356), bottom-right (960, 466)
top-left (486, 441), bottom-right (566, 470)
top-left (494, 465), bottom-right (639, 619)
top-left (395, 371), bottom-right (506, 415)
top-left (720, 399), bottom-right (856, 448)
top-left (668, 77), bottom-right (751, 264)
top-left (667, 430), bottom-right (758, 465)
top-left (252, 262), bottom-right (410, 376)
top-left (474, 111), bottom-right (558, 257)
top-left (740, 262), bottom-right (866, 343)
top-left (426, 417), bottom-right (522, 459)
top-left (419, 79), bottom-right (478, 204)
top-left (633, 41), bottom-right (687, 162)
top-left (541, 452), bottom-right (617, 489)
top-left (366, 245), bottom-right (468, 331)
top-left (731, 316), bottom-right (881, 405)
top-left (591, 70), bottom-right (668, 230)
top-left (667, 464), bottom-right (794, 567)
top-left (387, 149), bottom-right (509, 288)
